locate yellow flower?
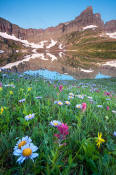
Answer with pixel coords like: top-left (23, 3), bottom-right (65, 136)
top-left (20, 88), bottom-right (24, 91)
top-left (9, 91), bottom-right (13, 95)
top-left (27, 87), bottom-right (32, 92)
top-left (96, 132), bottom-right (105, 148)
top-left (0, 87), bottom-right (2, 91)
top-left (0, 107), bottom-right (4, 114)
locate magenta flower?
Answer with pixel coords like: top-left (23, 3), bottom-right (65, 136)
top-left (54, 123), bottom-right (69, 140)
top-left (106, 106), bottom-right (110, 111)
top-left (57, 123), bottom-right (69, 136)
top-left (96, 89), bottom-right (100, 93)
top-left (59, 85), bottom-right (63, 92)
top-left (104, 91), bottom-right (111, 96)
top-left (82, 103), bottom-right (87, 112)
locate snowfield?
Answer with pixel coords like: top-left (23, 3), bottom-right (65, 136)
top-left (103, 60), bottom-right (116, 68)
top-left (80, 68), bottom-right (94, 73)
top-left (0, 31), bottom-right (64, 70)
top-left (46, 39), bottom-right (57, 49)
top-left (106, 32), bottom-right (116, 39)
top-left (0, 32), bottom-right (61, 49)
top-left (0, 50), bottom-right (4, 54)
top-left (83, 25), bottom-right (97, 30)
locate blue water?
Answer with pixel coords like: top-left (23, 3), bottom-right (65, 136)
top-left (24, 69), bottom-right (75, 80)
top-left (95, 73), bottom-right (111, 79)
top-left (24, 70), bottom-right (111, 80)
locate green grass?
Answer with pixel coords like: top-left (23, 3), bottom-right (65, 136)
top-left (0, 72), bottom-right (116, 175)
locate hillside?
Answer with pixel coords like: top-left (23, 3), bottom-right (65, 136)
top-left (60, 28), bottom-right (116, 69)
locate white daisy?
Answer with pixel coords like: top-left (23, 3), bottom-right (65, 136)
top-left (112, 110), bottom-right (116, 114)
top-left (13, 143), bottom-right (38, 164)
top-left (14, 136), bottom-right (32, 150)
top-left (19, 99), bottom-right (25, 103)
top-left (25, 114), bottom-right (35, 121)
top-left (75, 95), bottom-right (84, 99)
top-left (4, 84), bottom-right (15, 88)
top-left (65, 101), bottom-right (70, 105)
top-left (68, 96), bottom-right (74, 100)
top-left (57, 101), bottom-right (63, 106)
top-left (35, 96), bottom-right (42, 99)
top-left (69, 93), bottom-right (74, 97)
top-left (88, 96), bottom-right (93, 100)
top-left (97, 105), bottom-right (103, 108)
top-left (76, 104), bottom-right (82, 109)
top-left (106, 98), bottom-right (111, 101)
top-left (50, 120), bottom-right (62, 127)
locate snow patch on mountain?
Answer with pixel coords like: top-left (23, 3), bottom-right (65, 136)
top-left (80, 68), bottom-right (94, 73)
top-left (0, 50), bottom-right (4, 54)
top-left (106, 32), bottom-right (116, 39)
top-left (0, 32), bottom-right (58, 49)
top-left (103, 60), bottom-right (116, 67)
top-left (46, 39), bottom-right (57, 48)
top-left (83, 25), bottom-right (97, 30)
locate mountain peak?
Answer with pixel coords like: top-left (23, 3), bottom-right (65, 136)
top-left (81, 6), bottom-right (93, 15)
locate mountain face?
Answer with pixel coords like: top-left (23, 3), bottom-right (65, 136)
top-left (0, 6), bottom-right (115, 43)
top-left (105, 20), bottom-right (116, 32)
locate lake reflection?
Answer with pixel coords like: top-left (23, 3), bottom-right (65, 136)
top-left (3, 52), bottom-right (116, 80)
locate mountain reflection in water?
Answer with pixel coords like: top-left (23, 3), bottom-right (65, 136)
top-left (4, 52), bottom-right (116, 80)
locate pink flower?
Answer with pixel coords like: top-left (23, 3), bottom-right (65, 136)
top-left (96, 89), bottom-right (100, 93)
top-left (59, 85), bottom-right (63, 92)
top-left (106, 106), bottom-right (110, 111)
top-left (54, 123), bottom-right (69, 140)
top-left (82, 103), bottom-right (87, 112)
top-left (57, 123), bottom-right (69, 136)
top-left (54, 134), bottom-right (60, 139)
top-left (104, 91), bottom-right (111, 96)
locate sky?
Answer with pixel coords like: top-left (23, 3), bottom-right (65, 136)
top-left (0, 0), bottom-right (116, 29)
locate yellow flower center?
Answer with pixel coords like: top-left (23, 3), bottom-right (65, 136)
top-left (28, 115), bottom-right (32, 118)
top-left (22, 148), bottom-right (32, 157)
top-left (66, 101), bottom-right (69, 104)
top-left (54, 122), bottom-right (58, 126)
top-left (18, 141), bottom-right (27, 149)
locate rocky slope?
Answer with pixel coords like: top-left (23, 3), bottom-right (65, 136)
top-left (0, 6), bottom-right (116, 43)
top-left (0, 36), bottom-right (31, 66)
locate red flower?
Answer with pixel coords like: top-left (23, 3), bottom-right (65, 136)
top-left (59, 85), bottom-right (63, 92)
top-left (54, 123), bottom-right (69, 140)
top-left (57, 123), bottom-right (69, 136)
top-left (106, 106), bottom-right (110, 111)
top-left (82, 103), bottom-right (87, 112)
top-left (104, 91), bottom-right (110, 96)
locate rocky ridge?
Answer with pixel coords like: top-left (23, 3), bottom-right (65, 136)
top-left (0, 6), bottom-right (116, 43)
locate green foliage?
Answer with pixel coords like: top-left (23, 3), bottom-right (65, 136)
top-left (0, 72), bottom-right (116, 174)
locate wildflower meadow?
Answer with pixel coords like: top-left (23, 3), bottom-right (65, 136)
top-left (0, 71), bottom-right (116, 175)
